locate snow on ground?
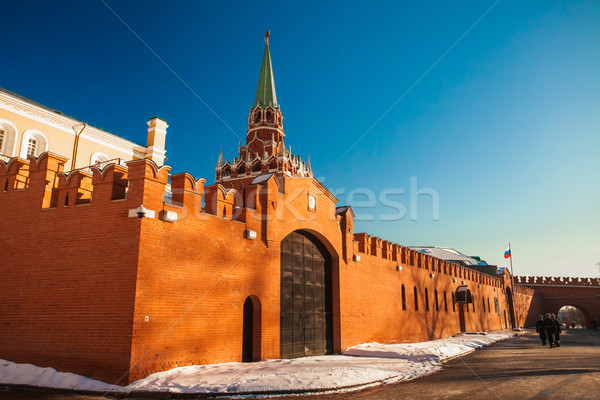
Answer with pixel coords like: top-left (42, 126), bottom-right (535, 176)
top-left (0, 359), bottom-right (117, 392)
top-left (0, 331), bottom-right (515, 395)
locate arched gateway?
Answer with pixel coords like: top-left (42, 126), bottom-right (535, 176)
top-left (280, 230), bottom-right (333, 358)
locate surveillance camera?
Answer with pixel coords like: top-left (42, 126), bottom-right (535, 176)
top-left (136, 205), bottom-right (147, 219)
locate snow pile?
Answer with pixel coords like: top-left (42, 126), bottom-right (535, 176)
top-left (0, 359), bottom-right (118, 392)
top-left (0, 331), bottom-right (515, 395)
top-left (344, 331), bottom-right (512, 363)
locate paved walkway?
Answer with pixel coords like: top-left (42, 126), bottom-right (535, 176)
top-left (281, 329), bottom-right (600, 400)
top-left (1, 329), bottom-right (599, 399)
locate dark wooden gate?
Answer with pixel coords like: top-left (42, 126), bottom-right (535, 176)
top-left (280, 231), bottom-right (332, 359)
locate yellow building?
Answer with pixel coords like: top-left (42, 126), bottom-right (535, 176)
top-left (0, 87), bottom-right (167, 170)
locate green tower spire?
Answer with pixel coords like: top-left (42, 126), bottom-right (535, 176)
top-left (254, 30), bottom-right (278, 109)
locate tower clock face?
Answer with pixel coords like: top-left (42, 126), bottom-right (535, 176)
top-left (308, 195), bottom-right (316, 212)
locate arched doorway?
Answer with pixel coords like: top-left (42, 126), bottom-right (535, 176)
top-left (242, 295), bottom-right (261, 362)
top-left (280, 230), bottom-right (333, 358)
top-left (505, 288), bottom-right (516, 328)
top-left (557, 305), bottom-right (588, 329)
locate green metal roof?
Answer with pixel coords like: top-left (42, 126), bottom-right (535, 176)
top-left (253, 41), bottom-right (278, 109)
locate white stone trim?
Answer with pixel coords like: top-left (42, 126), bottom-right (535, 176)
top-left (246, 126), bottom-right (284, 135)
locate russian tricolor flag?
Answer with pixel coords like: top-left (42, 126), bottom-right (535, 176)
top-left (504, 246), bottom-right (511, 259)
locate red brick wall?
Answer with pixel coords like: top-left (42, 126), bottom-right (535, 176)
top-left (0, 154), bottom-right (140, 384)
top-left (0, 154), bottom-right (534, 384)
top-left (517, 276), bottom-right (600, 328)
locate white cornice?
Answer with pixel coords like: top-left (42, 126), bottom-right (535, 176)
top-left (247, 126), bottom-right (284, 135)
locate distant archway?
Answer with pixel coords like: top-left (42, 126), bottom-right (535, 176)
top-left (557, 305), bottom-right (590, 329)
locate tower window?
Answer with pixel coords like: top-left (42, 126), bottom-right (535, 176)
top-left (26, 138), bottom-right (37, 157)
top-left (0, 128), bottom-right (4, 152)
top-left (254, 111), bottom-right (261, 122)
top-left (266, 111), bottom-right (272, 122)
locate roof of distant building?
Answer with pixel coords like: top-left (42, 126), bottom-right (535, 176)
top-left (408, 246), bottom-right (489, 267)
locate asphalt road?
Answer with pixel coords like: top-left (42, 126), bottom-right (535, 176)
top-left (1, 329), bottom-right (599, 400)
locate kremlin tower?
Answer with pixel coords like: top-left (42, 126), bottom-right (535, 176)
top-left (215, 31), bottom-right (312, 191)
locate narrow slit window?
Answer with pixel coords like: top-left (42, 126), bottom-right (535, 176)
top-left (413, 286), bottom-right (419, 311)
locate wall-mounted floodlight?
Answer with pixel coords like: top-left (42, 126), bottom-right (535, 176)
top-left (244, 229), bottom-right (257, 240)
top-left (128, 205), bottom-right (155, 219)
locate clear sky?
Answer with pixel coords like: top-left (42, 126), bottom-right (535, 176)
top-left (2, 1), bottom-right (599, 277)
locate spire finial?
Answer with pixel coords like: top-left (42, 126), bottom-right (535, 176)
top-left (254, 31), bottom-right (278, 108)
top-left (217, 145), bottom-right (223, 167)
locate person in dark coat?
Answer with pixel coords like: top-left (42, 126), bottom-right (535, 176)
top-left (535, 315), bottom-right (547, 345)
top-left (552, 313), bottom-right (561, 347)
top-left (543, 313), bottom-right (556, 348)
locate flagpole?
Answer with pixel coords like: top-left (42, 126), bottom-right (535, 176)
top-left (508, 242), bottom-right (519, 328)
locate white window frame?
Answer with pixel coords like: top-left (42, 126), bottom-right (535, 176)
top-left (0, 127), bottom-right (5, 154)
top-left (20, 129), bottom-right (48, 158)
top-left (90, 152), bottom-right (110, 167)
top-left (0, 119), bottom-right (19, 157)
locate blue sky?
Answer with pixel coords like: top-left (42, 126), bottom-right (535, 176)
top-left (2, 1), bottom-right (599, 277)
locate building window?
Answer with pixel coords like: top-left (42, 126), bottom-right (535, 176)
top-left (434, 290), bottom-right (439, 312)
top-left (26, 138), bottom-right (37, 157)
top-left (413, 286), bottom-right (419, 311)
top-left (494, 297), bottom-right (500, 313)
top-left (424, 288), bottom-right (429, 312)
top-left (19, 130), bottom-right (48, 159)
top-left (444, 291), bottom-right (448, 312)
top-left (401, 284), bottom-right (406, 311)
top-left (452, 292), bottom-right (456, 312)
top-left (0, 128), bottom-right (4, 153)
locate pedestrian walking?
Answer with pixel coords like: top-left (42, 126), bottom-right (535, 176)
top-left (543, 313), bottom-right (556, 348)
top-left (535, 315), bottom-right (547, 345)
top-left (551, 313), bottom-right (561, 347)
